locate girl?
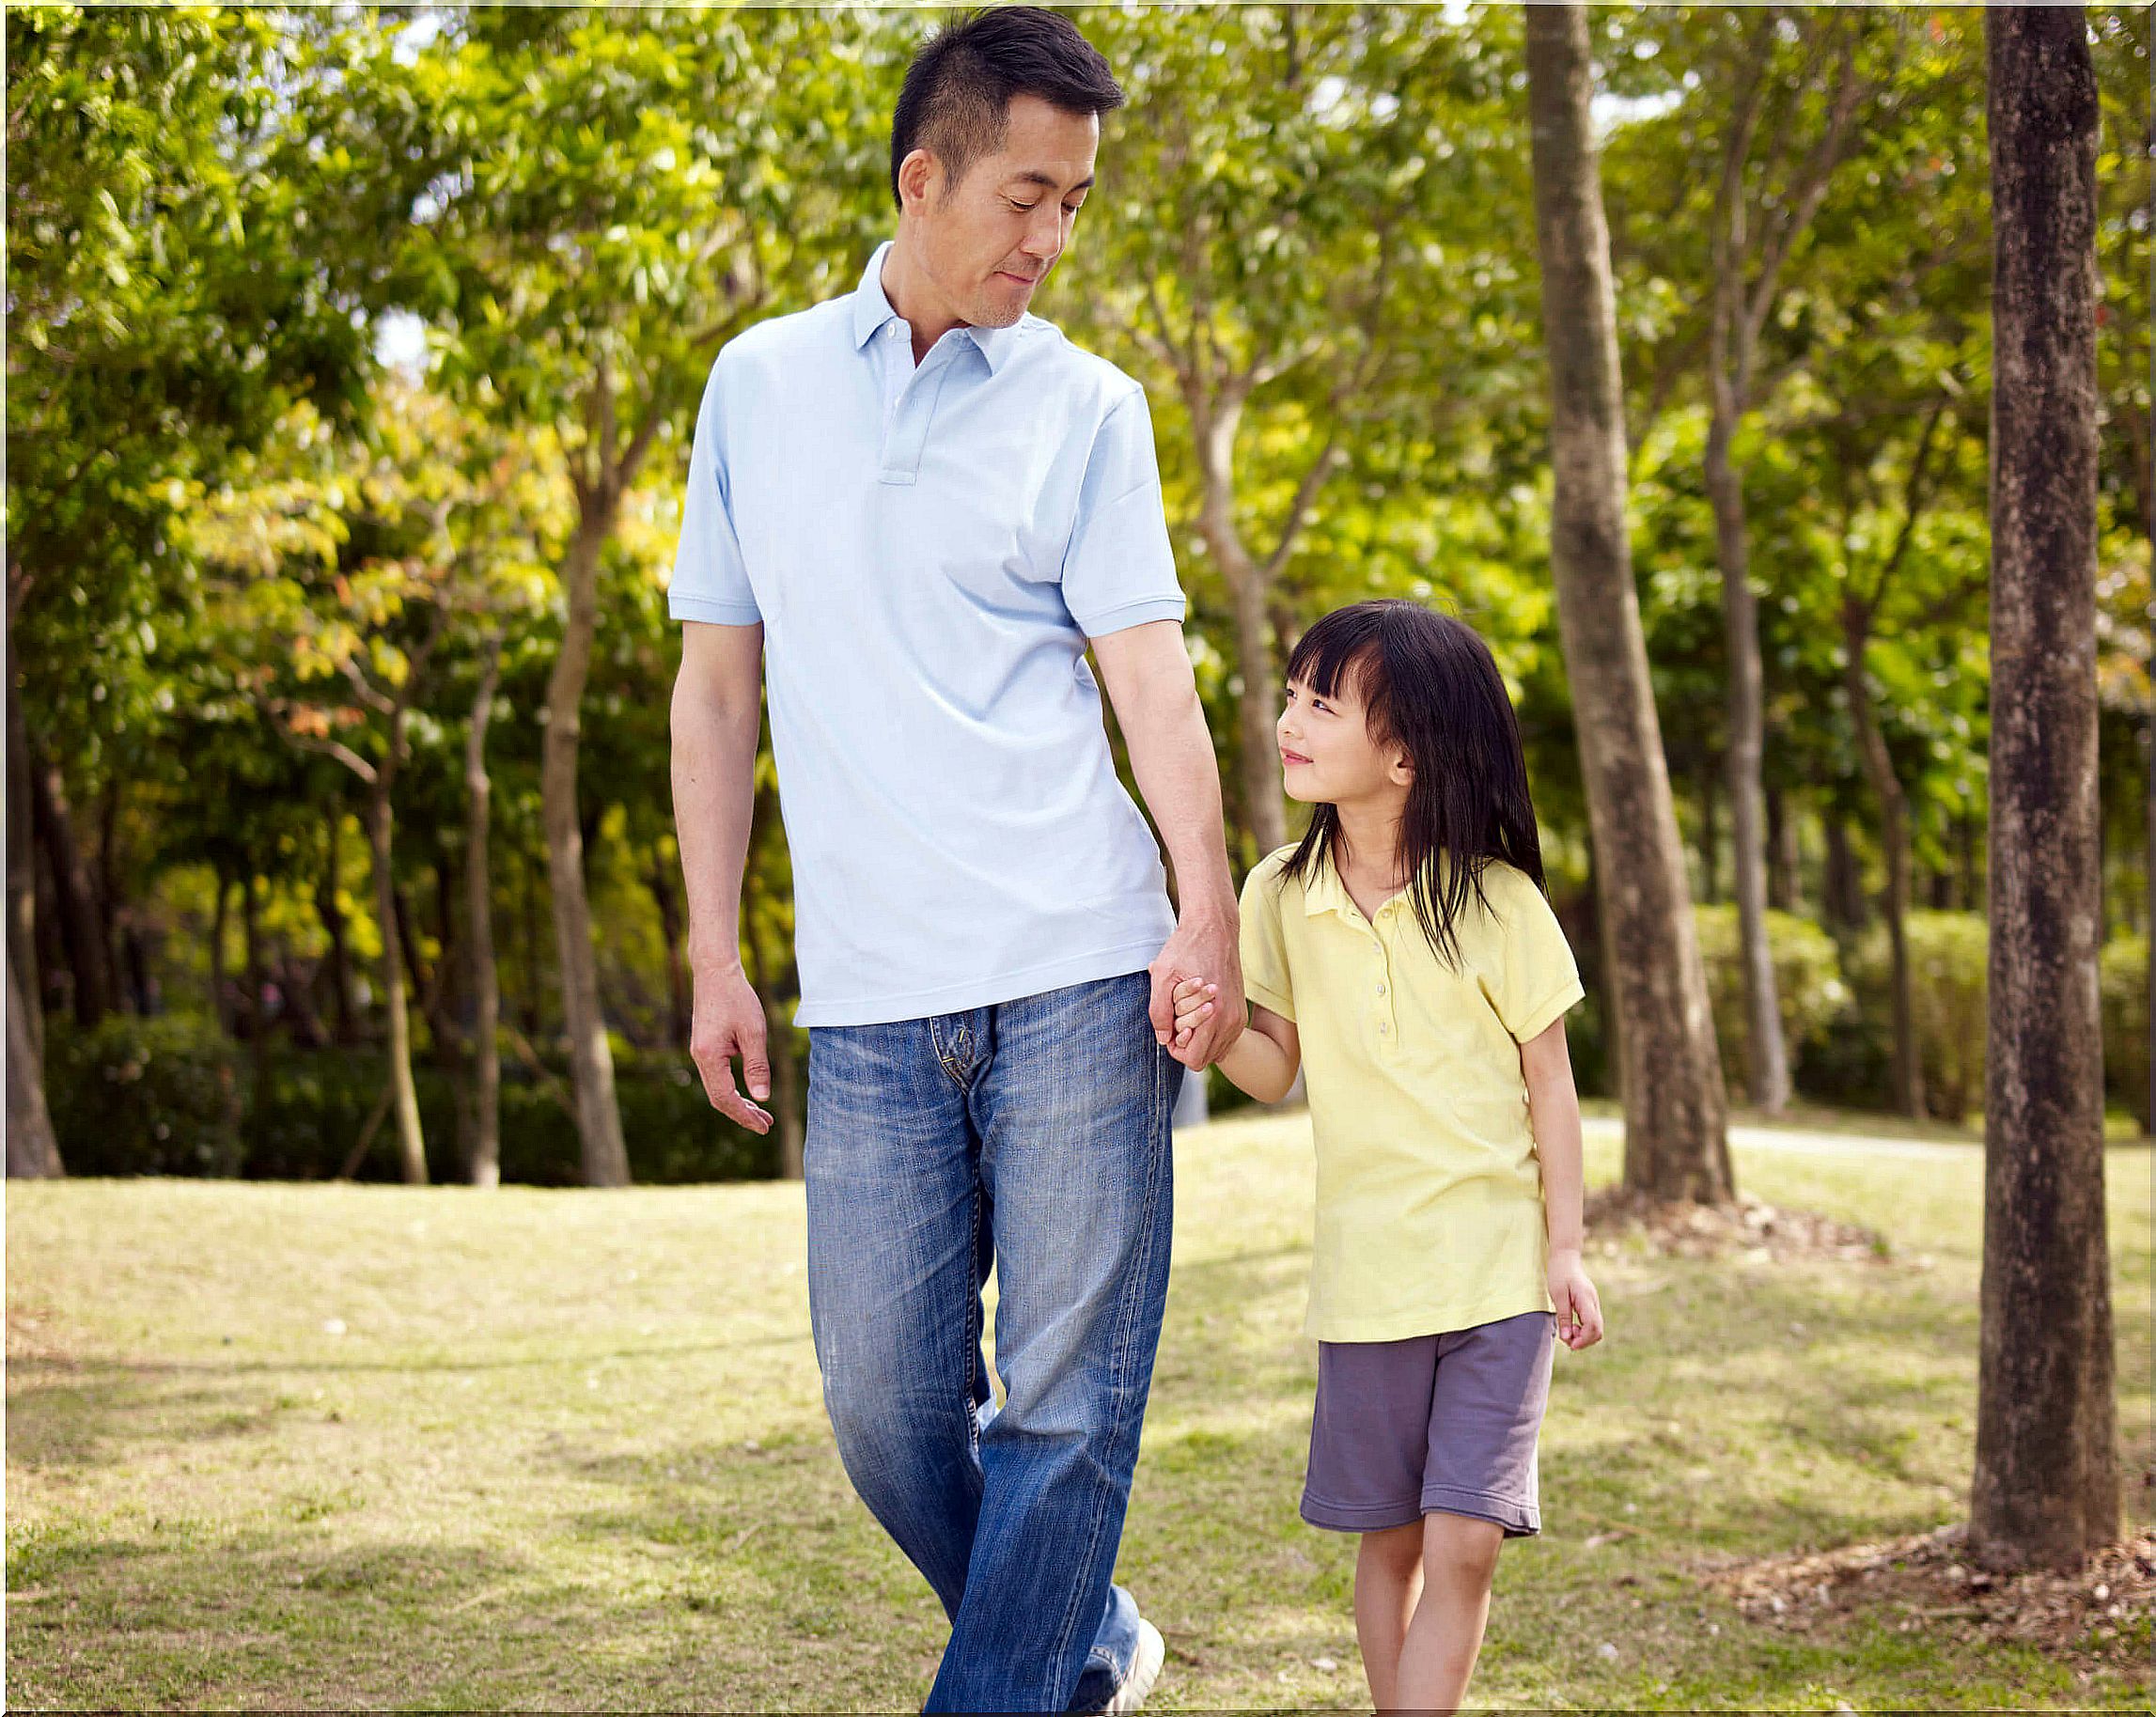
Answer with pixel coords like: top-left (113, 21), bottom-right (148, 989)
top-left (1170, 599), bottom-right (1603, 1714)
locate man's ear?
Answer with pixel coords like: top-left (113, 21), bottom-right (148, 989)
top-left (897, 147), bottom-right (941, 215)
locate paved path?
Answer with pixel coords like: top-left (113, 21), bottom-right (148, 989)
top-left (1580, 1115), bottom-right (1982, 1163)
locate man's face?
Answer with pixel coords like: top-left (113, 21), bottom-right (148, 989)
top-left (900, 94), bottom-right (1099, 329)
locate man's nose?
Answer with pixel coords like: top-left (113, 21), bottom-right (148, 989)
top-left (1022, 207), bottom-right (1062, 258)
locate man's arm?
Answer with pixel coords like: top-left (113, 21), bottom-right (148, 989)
top-left (671, 619), bottom-right (774, 1133)
top-left (1089, 619), bottom-right (1243, 1068)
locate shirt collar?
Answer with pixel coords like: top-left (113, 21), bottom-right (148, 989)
top-left (851, 239), bottom-right (1022, 376)
top-left (1302, 853), bottom-right (1354, 920)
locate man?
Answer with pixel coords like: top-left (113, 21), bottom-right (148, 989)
top-left (666, 9), bottom-right (1242, 1710)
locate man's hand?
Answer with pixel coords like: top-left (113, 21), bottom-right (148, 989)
top-left (1167, 976), bottom-right (1240, 1069)
top-left (1148, 910), bottom-right (1242, 1069)
top-left (690, 963), bottom-right (774, 1134)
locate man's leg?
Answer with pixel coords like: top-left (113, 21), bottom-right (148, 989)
top-left (805, 1015), bottom-right (990, 1620)
top-left (926, 972), bottom-right (1176, 1711)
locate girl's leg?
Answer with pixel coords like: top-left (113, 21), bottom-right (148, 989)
top-left (1393, 1511), bottom-right (1505, 1713)
top-left (1352, 1522), bottom-right (1425, 1710)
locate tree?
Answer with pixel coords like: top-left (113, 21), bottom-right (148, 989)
top-left (355, 6), bottom-right (891, 1182)
top-left (1972, 2), bottom-right (2117, 1571)
top-left (1067, 6), bottom-right (1529, 860)
top-left (7, 3), bottom-right (369, 1170)
top-left (1524, 0), bottom-right (1731, 1201)
top-left (1696, 8), bottom-right (1875, 1116)
top-left (462, 631), bottom-right (507, 1185)
top-left (7, 948), bottom-right (61, 1177)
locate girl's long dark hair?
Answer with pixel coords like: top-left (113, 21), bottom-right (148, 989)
top-left (1279, 600), bottom-right (1547, 969)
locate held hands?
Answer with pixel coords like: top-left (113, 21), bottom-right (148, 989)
top-left (1548, 1248), bottom-right (1605, 1350)
top-left (689, 964), bottom-right (775, 1134)
top-left (1167, 976), bottom-right (1236, 1070)
top-left (1148, 911), bottom-right (1242, 1070)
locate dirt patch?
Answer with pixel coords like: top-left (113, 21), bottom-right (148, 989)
top-left (1585, 1186), bottom-right (1891, 1263)
top-left (1701, 1522), bottom-right (2155, 1664)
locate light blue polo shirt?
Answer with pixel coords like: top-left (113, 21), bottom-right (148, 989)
top-left (668, 241), bottom-right (1185, 1027)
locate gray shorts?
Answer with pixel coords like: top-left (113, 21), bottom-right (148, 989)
top-left (1301, 1310), bottom-right (1555, 1537)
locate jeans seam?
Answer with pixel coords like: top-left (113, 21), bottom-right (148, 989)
top-left (963, 1177), bottom-right (982, 1461)
top-left (930, 1017), bottom-right (973, 1091)
top-left (1042, 1029), bottom-right (1167, 1706)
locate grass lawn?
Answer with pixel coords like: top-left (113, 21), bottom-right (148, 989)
top-left (8, 1113), bottom-right (2150, 1711)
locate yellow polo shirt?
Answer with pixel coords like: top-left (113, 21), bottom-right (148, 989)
top-left (1239, 846), bottom-right (1586, 1343)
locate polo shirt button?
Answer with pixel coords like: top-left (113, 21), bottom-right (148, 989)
top-left (1377, 1022), bottom-right (1389, 1035)
top-left (1375, 983), bottom-right (1385, 995)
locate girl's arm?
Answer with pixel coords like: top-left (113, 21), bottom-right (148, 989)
top-left (1170, 981), bottom-right (1301, 1104)
top-left (1521, 1018), bottom-right (1604, 1349)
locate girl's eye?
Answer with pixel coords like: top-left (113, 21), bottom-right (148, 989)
top-left (1009, 199), bottom-right (1038, 212)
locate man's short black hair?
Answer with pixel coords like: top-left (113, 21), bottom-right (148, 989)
top-left (890, 8), bottom-right (1124, 208)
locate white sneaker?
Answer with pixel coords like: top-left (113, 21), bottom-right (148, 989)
top-left (1104, 1617), bottom-right (1165, 1714)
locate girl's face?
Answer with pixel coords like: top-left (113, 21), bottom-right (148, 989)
top-left (1276, 670), bottom-right (1413, 807)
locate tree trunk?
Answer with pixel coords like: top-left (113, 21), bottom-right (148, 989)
top-left (209, 865), bottom-right (232, 1034)
top-left (393, 882), bottom-right (429, 1022)
top-left (28, 747), bottom-right (112, 1025)
top-left (1705, 406), bottom-right (1790, 1112)
top-left (1524, 0), bottom-right (1732, 1202)
top-left (280, 944), bottom-right (327, 1048)
top-left (519, 842), bottom-right (542, 1036)
top-left (761, 987), bottom-right (805, 1180)
top-left (8, 945), bottom-right (63, 1177)
top-left (1844, 618), bottom-right (1926, 1117)
top-left (241, 869), bottom-right (265, 1037)
top-left (1696, 750), bottom-right (1719, 904)
top-left (1189, 386), bottom-right (1289, 859)
top-left (1972, 3), bottom-right (2117, 1571)
top-left (367, 788), bottom-right (429, 1185)
top-left (1822, 808), bottom-right (1866, 935)
top-left (648, 852), bottom-right (691, 1052)
top-left (120, 922), bottom-right (153, 1017)
top-left (94, 774), bottom-right (121, 1005)
top-left (543, 507), bottom-right (631, 1187)
top-left (8, 658), bottom-right (42, 1066)
top-left (466, 636), bottom-right (503, 1187)
top-left (317, 812), bottom-right (358, 1045)
top-left (241, 871), bottom-right (273, 1153)
top-left (1766, 785), bottom-right (1802, 913)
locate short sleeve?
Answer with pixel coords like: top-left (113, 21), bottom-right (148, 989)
top-left (667, 359), bottom-right (762, 627)
top-left (1060, 386), bottom-right (1186, 638)
top-left (1238, 858), bottom-right (1296, 1023)
top-left (1492, 870), bottom-right (1585, 1042)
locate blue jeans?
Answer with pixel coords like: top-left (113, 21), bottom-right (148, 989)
top-left (805, 970), bottom-right (1177, 1711)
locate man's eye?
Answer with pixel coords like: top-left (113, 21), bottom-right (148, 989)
top-left (1009, 199), bottom-right (1038, 212)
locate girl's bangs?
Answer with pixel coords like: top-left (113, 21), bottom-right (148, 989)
top-left (1285, 617), bottom-right (1383, 704)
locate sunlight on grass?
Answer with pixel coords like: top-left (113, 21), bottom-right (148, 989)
top-left (8, 1116), bottom-right (2149, 1710)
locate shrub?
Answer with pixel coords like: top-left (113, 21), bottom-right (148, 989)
top-left (45, 1012), bottom-right (245, 1177)
top-left (2101, 935), bottom-right (2149, 1133)
top-left (1692, 905), bottom-right (1851, 1098)
top-left (49, 1026), bottom-right (781, 1183)
top-left (1845, 911), bottom-right (1989, 1122)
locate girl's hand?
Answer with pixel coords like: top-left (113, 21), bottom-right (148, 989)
top-left (1168, 976), bottom-right (1223, 1069)
top-left (1549, 1249), bottom-right (1604, 1350)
